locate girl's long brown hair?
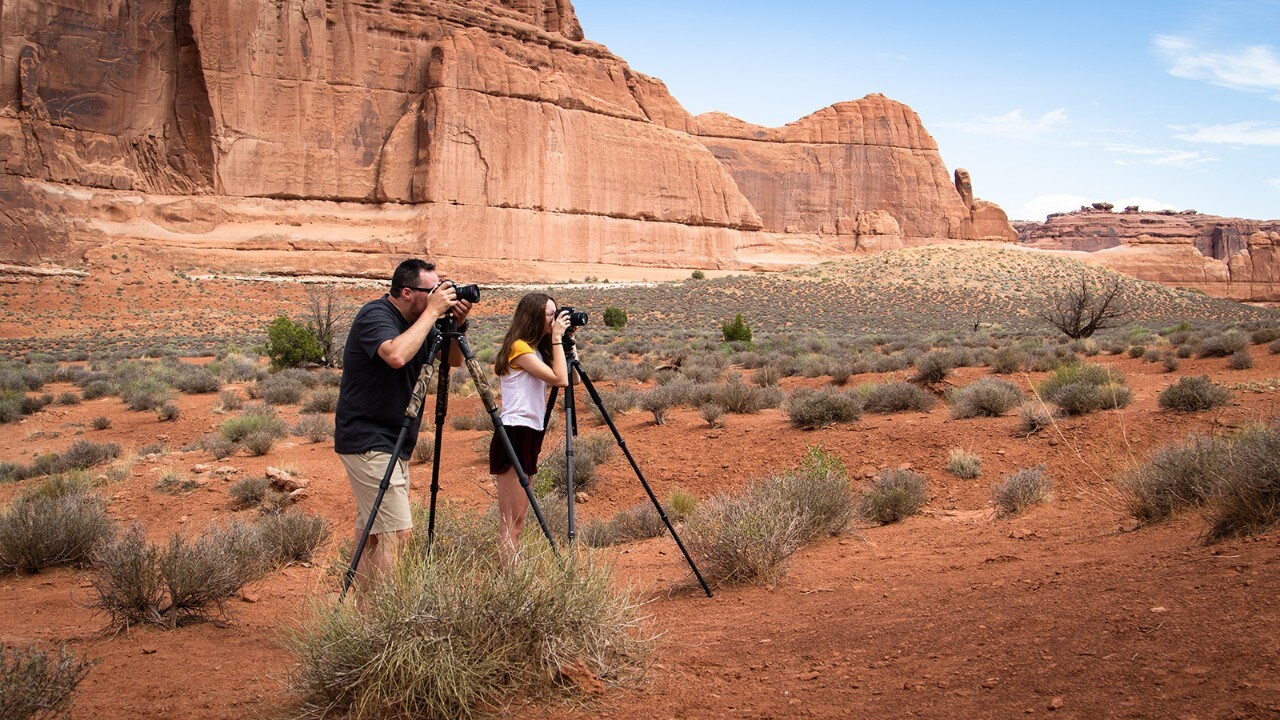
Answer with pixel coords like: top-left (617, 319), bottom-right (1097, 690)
top-left (495, 292), bottom-right (555, 376)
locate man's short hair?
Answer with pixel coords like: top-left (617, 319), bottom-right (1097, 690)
top-left (390, 258), bottom-right (436, 296)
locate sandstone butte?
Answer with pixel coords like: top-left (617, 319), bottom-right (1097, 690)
top-left (0, 0), bottom-right (1276, 300)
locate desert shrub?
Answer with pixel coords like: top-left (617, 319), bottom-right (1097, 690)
top-left (1272, 339), bottom-right (1280, 354)
top-left (91, 416), bottom-right (111, 430)
top-left (639, 385), bottom-right (678, 425)
top-left (946, 449), bottom-right (982, 479)
top-left (1227, 349), bottom-right (1253, 370)
top-left (859, 468), bottom-right (928, 524)
top-left (783, 388), bottom-right (862, 429)
top-left (603, 306), bottom-right (628, 328)
top-left (2, 441), bottom-right (123, 483)
top-left (699, 402), bottom-right (725, 427)
top-left (200, 433), bottom-right (236, 460)
top-left (0, 643), bottom-right (94, 720)
top-left (412, 436), bottom-right (435, 464)
top-left (712, 377), bottom-right (783, 413)
top-left (910, 350), bottom-right (954, 384)
top-left (1119, 435), bottom-right (1223, 523)
top-left (0, 487), bottom-right (116, 573)
top-left (860, 382), bottom-right (936, 413)
top-left (120, 377), bottom-right (172, 411)
top-left (1176, 344), bottom-right (1195, 359)
top-left (0, 389), bottom-right (24, 423)
top-left (155, 470), bottom-right (200, 495)
top-left (302, 387), bottom-right (340, 413)
top-left (90, 521), bottom-right (268, 629)
top-left (287, 544), bottom-right (649, 719)
top-left (449, 407), bottom-right (491, 431)
top-left (684, 446), bottom-right (851, 585)
top-left (257, 510), bottom-right (330, 566)
top-left (1039, 363), bottom-right (1129, 415)
top-left (539, 432), bottom-right (614, 493)
top-left (721, 313), bottom-right (752, 343)
top-left (258, 373), bottom-right (307, 405)
top-left (1197, 331), bottom-right (1248, 358)
top-left (666, 489), bottom-right (698, 520)
top-left (173, 365), bottom-right (221, 394)
top-left (156, 401), bottom-right (180, 422)
top-left (1204, 422), bottom-right (1280, 541)
top-left (1127, 345), bottom-right (1146, 359)
top-left (55, 391), bottom-right (80, 406)
top-left (1157, 375), bottom-right (1232, 412)
top-left (691, 269), bottom-right (706, 279)
top-left (80, 381), bottom-right (112, 400)
top-left (949, 377), bottom-right (1023, 418)
top-left (992, 467), bottom-right (1053, 517)
top-left (265, 315), bottom-right (323, 369)
top-left (1251, 327), bottom-right (1279, 344)
top-left (294, 414), bottom-right (335, 443)
top-left (751, 364), bottom-right (783, 387)
top-left (1016, 401), bottom-right (1055, 435)
top-left (218, 389), bottom-right (244, 411)
top-left (229, 476), bottom-right (271, 509)
top-left (585, 502), bottom-right (667, 547)
top-left (989, 347), bottom-right (1025, 374)
top-left (219, 405), bottom-right (288, 443)
top-left (242, 430), bottom-right (277, 457)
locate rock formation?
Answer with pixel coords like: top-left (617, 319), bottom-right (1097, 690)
top-left (1019, 209), bottom-right (1280, 300)
top-left (0, 0), bottom-right (1012, 281)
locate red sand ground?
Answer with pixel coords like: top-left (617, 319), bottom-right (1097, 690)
top-left (1, 272), bottom-right (1277, 719)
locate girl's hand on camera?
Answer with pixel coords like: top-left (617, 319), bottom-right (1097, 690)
top-left (551, 310), bottom-right (571, 340)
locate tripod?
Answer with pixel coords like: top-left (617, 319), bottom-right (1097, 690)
top-left (544, 330), bottom-right (713, 597)
top-left (340, 314), bottom-right (559, 600)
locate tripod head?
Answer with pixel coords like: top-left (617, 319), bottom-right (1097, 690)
top-left (434, 311), bottom-right (468, 337)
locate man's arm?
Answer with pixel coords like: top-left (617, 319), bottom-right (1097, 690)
top-left (377, 286), bottom-right (457, 369)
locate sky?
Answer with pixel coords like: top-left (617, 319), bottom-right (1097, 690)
top-left (570, 0), bottom-right (1280, 221)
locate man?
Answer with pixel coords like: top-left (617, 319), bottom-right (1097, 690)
top-left (334, 258), bottom-right (471, 592)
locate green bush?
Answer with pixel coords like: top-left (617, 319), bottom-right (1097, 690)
top-left (0, 643), bottom-right (94, 720)
top-left (219, 405), bottom-right (288, 443)
top-left (949, 377), bottom-right (1024, 418)
top-left (721, 313), bottom-right (752, 343)
top-left (603, 306), bottom-right (628, 328)
top-left (992, 467), bottom-right (1053, 518)
top-left (1157, 375), bottom-right (1232, 412)
top-left (859, 468), bottom-right (928, 524)
top-left (1038, 363), bottom-right (1129, 415)
top-left (690, 269), bottom-right (706, 280)
top-left (287, 544), bottom-right (649, 719)
top-left (265, 316), bottom-right (324, 369)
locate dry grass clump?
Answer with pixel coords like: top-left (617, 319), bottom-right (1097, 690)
top-left (949, 377), bottom-right (1024, 418)
top-left (288, 543), bottom-right (650, 720)
top-left (229, 476), bottom-right (271, 509)
top-left (302, 387), bottom-right (340, 413)
top-left (1157, 375), bottom-right (1232, 412)
top-left (582, 501), bottom-right (668, 547)
top-left (988, 346), bottom-right (1026, 374)
top-left (910, 350), bottom-right (955, 384)
top-left (0, 643), bottom-right (94, 720)
top-left (699, 402), bottom-right (726, 428)
top-left (218, 389), bottom-right (244, 411)
top-left (257, 373), bottom-right (307, 405)
top-left (1196, 331), bottom-right (1248, 358)
top-left (783, 388), bottom-right (863, 429)
top-left (712, 377), bottom-right (784, 413)
top-left (173, 365), bottom-right (221, 394)
top-left (684, 446), bottom-right (852, 585)
top-left (1016, 401), bottom-right (1056, 435)
top-left (859, 381), bottom-right (937, 413)
top-left (992, 467), bottom-right (1053, 517)
top-left (412, 436), bottom-right (435, 464)
top-left (538, 431), bottom-right (615, 494)
top-left (859, 468), bottom-right (928, 524)
top-left (0, 440), bottom-right (122, 484)
top-left (294, 414), bottom-right (335, 443)
top-left (257, 510), bottom-right (330, 566)
top-left (1227, 349), bottom-right (1253, 369)
top-left (0, 479), bottom-right (116, 573)
top-left (1202, 423), bottom-right (1280, 541)
top-left (946, 449), bottom-right (982, 479)
top-left (219, 404), bottom-right (288, 443)
top-left (90, 521), bottom-right (268, 630)
top-left (1038, 363), bottom-right (1131, 415)
top-left (1119, 435), bottom-right (1223, 523)
top-left (639, 384), bottom-right (679, 425)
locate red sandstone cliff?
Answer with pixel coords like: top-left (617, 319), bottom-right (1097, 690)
top-left (0, 0), bottom-right (1012, 281)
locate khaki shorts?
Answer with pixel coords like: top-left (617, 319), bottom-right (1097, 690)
top-left (340, 451), bottom-right (413, 535)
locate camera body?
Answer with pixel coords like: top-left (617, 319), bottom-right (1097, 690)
top-left (561, 306), bottom-right (589, 327)
top-left (447, 281), bottom-right (481, 304)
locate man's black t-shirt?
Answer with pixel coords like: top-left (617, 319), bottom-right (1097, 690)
top-left (334, 296), bottom-right (437, 459)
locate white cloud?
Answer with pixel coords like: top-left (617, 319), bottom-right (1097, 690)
top-left (1155, 35), bottom-right (1280, 98)
top-left (1103, 143), bottom-right (1215, 168)
top-left (1115, 196), bottom-right (1179, 212)
top-left (944, 108), bottom-right (1068, 140)
top-left (1174, 121), bottom-right (1280, 146)
top-left (1269, 178), bottom-right (1280, 193)
top-left (1015, 194), bottom-right (1094, 221)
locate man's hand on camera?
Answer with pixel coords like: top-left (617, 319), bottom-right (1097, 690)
top-left (452, 298), bottom-right (473, 325)
top-left (427, 283), bottom-right (457, 317)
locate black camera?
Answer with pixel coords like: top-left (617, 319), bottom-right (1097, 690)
top-left (445, 281), bottom-right (480, 304)
top-left (561, 307), bottom-right (588, 327)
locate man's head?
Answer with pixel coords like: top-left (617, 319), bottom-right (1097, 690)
top-left (389, 258), bottom-right (440, 319)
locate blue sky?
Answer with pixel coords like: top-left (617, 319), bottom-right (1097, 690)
top-left (571, 0), bottom-right (1280, 221)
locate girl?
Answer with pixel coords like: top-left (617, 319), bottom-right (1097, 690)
top-left (490, 292), bottom-right (570, 564)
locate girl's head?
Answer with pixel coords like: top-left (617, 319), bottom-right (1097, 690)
top-left (495, 293), bottom-right (557, 376)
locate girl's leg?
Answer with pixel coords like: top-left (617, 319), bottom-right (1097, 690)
top-left (495, 467), bottom-right (528, 565)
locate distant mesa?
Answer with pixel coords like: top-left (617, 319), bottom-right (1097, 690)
top-left (0, 0), bottom-right (1274, 300)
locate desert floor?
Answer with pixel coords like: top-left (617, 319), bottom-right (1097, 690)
top-left (1, 268), bottom-right (1278, 720)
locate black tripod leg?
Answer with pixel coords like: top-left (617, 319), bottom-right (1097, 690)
top-left (426, 335), bottom-right (454, 549)
top-left (340, 336), bottom-right (442, 601)
top-left (456, 336), bottom-right (560, 555)
top-left (564, 366), bottom-right (578, 544)
top-left (573, 360), bottom-right (713, 597)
